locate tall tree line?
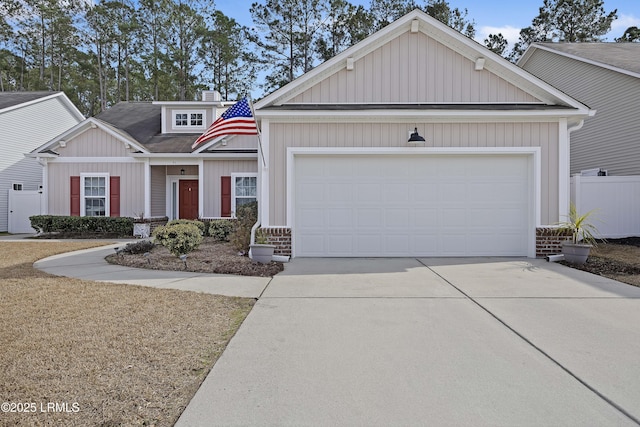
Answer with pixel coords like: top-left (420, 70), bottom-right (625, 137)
top-left (0, 0), bottom-right (631, 116)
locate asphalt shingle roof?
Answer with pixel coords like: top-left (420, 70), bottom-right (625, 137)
top-left (94, 102), bottom-right (198, 153)
top-left (537, 43), bottom-right (640, 75)
top-left (0, 91), bottom-right (58, 111)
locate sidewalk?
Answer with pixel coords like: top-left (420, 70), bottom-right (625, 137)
top-left (32, 242), bottom-right (271, 298)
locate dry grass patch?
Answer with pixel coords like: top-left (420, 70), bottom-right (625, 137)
top-left (0, 241), bottom-right (254, 426)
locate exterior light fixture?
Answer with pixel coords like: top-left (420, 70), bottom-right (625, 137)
top-left (408, 127), bottom-right (425, 143)
top-left (180, 168), bottom-right (185, 175)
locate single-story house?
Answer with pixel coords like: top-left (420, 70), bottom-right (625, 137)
top-left (0, 91), bottom-right (84, 232)
top-left (519, 42), bottom-right (640, 176)
top-left (252, 9), bottom-right (594, 258)
top-left (31, 9), bottom-right (594, 258)
top-left (29, 91), bottom-right (259, 223)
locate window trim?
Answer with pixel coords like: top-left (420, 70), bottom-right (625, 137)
top-left (80, 173), bottom-right (110, 217)
top-left (231, 173), bottom-right (257, 216)
top-left (172, 110), bottom-right (206, 130)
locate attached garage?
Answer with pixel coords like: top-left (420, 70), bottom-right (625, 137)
top-left (254, 9), bottom-right (594, 260)
top-left (292, 150), bottom-right (537, 257)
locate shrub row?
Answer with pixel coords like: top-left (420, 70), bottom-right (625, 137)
top-left (30, 215), bottom-right (133, 236)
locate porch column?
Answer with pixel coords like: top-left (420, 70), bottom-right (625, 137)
top-left (260, 119), bottom-right (270, 226)
top-left (198, 158), bottom-right (204, 218)
top-left (144, 159), bottom-right (151, 217)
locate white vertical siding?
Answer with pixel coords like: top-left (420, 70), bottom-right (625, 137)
top-left (47, 162), bottom-right (144, 217)
top-left (268, 122), bottom-right (559, 226)
top-left (289, 32), bottom-right (541, 104)
top-left (203, 160), bottom-right (258, 217)
top-left (522, 50), bottom-right (640, 176)
top-left (0, 95), bottom-right (82, 231)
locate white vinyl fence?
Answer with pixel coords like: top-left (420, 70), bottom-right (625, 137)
top-left (570, 175), bottom-right (640, 238)
top-left (8, 189), bottom-right (44, 234)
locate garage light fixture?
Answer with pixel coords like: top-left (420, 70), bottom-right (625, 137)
top-left (408, 127), bottom-right (425, 143)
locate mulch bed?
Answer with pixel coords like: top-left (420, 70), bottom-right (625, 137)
top-left (106, 238), bottom-right (284, 277)
top-left (559, 237), bottom-right (640, 287)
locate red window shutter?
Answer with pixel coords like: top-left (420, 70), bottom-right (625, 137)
top-left (221, 176), bottom-right (231, 217)
top-left (70, 176), bottom-right (80, 216)
top-left (110, 176), bottom-right (120, 217)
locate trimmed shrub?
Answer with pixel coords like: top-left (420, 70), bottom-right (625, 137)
top-left (153, 223), bottom-right (203, 257)
top-left (208, 219), bottom-right (236, 242)
top-left (229, 202), bottom-right (258, 254)
top-left (121, 240), bottom-right (155, 254)
top-left (166, 219), bottom-right (206, 236)
top-left (30, 215), bottom-right (133, 236)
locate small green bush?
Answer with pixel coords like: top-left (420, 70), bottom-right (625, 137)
top-left (121, 240), bottom-right (155, 254)
top-left (166, 219), bottom-right (206, 236)
top-left (229, 202), bottom-right (258, 253)
top-left (208, 219), bottom-right (236, 241)
top-left (30, 215), bottom-right (133, 236)
top-left (153, 223), bottom-right (203, 257)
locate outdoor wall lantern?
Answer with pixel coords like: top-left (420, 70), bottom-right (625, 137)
top-left (408, 127), bottom-right (425, 143)
top-left (180, 168), bottom-right (185, 175)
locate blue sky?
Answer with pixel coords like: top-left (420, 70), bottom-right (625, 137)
top-left (216, 0), bottom-right (640, 47)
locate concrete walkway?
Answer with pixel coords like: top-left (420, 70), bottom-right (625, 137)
top-left (33, 243), bottom-right (271, 298)
top-left (22, 240), bottom-right (640, 425)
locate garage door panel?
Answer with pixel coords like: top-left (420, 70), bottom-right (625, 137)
top-left (327, 208), bottom-right (353, 228)
top-left (294, 155), bottom-right (531, 257)
top-left (356, 208), bottom-right (383, 227)
top-left (328, 235), bottom-right (354, 254)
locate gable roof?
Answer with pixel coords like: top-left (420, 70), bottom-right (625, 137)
top-left (31, 117), bottom-right (150, 156)
top-left (0, 91), bottom-right (84, 120)
top-left (519, 43), bottom-right (640, 79)
top-left (255, 9), bottom-right (590, 116)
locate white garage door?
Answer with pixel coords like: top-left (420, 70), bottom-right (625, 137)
top-left (294, 154), bottom-right (532, 257)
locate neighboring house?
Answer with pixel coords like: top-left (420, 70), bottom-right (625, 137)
top-left (253, 9), bottom-right (593, 258)
top-left (0, 92), bottom-right (84, 232)
top-left (519, 42), bottom-right (640, 176)
top-left (29, 91), bottom-right (259, 223)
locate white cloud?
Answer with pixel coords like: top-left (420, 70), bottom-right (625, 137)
top-left (476, 25), bottom-right (522, 49)
top-left (609, 14), bottom-right (640, 38)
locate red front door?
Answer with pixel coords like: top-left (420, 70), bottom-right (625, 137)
top-left (179, 180), bottom-right (199, 219)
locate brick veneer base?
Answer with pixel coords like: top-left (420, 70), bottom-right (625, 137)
top-left (262, 227), bottom-right (292, 257)
top-left (536, 227), bottom-right (571, 258)
top-left (258, 227), bottom-right (569, 259)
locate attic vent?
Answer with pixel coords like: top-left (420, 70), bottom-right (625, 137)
top-left (202, 90), bottom-right (221, 102)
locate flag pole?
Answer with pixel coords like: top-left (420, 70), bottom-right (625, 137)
top-left (248, 97), bottom-right (267, 168)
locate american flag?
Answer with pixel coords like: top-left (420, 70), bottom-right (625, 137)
top-left (191, 97), bottom-right (258, 149)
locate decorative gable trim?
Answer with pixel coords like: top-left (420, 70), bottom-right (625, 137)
top-left (31, 117), bottom-right (149, 155)
top-left (255, 9), bottom-right (591, 114)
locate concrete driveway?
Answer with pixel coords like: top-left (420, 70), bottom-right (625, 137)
top-left (177, 258), bottom-right (640, 426)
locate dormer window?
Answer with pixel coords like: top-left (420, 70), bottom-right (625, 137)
top-left (173, 110), bottom-right (205, 130)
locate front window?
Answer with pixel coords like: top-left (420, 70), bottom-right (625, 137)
top-left (232, 174), bottom-right (257, 215)
top-left (81, 174), bottom-right (109, 217)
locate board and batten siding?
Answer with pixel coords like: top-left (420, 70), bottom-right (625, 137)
top-left (289, 31), bottom-right (541, 104)
top-left (0, 95), bottom-right (82, 231)
top-left (56, 128), bottom-right (130, 157)
top-left (268, 122), bottom-right (560, 226)
top-left (47, 162), bottom-right (144, 217)
top-left (522, 49), bottom-right (640, 176)
top-left (203, 160), bottom-right (258, 217)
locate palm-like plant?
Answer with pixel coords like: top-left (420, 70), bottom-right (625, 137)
top-left (557, 203), bottom-right (600, 245)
